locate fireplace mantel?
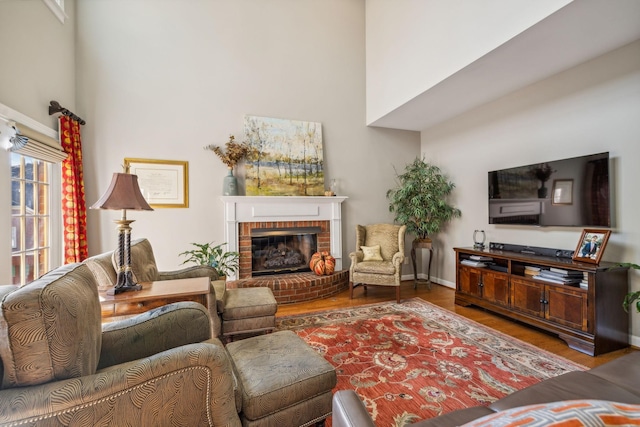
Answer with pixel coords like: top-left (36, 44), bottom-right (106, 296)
top-left (221, 196), bottom-right (348, 280)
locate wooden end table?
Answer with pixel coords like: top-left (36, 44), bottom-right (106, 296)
top-left (411, 239), bottom-right (433, 290)
top-left (100, 276), bottom-right (210, 319)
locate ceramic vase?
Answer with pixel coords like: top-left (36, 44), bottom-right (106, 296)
top-left (223, 168), bottom-right (238, 196)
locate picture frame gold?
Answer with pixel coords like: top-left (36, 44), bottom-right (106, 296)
top-left (572, 228), bottom-right (611, 264)
top-left (124, 158), bottom-right (189, 208)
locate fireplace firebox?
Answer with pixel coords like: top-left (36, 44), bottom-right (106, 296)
top-left (251, 227), bottom-right (320, 276)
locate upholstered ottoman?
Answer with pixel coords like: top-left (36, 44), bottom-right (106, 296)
top-left (226, 330), bottom-right (337, 427)
top-left (222, 286), bottom-right (277, 339)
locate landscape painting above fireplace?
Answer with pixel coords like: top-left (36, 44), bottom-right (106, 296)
top-left (243, 115), bottom-right (325, 196)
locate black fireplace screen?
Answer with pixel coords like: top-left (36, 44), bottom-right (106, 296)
top-left (251, 227), bottom-right (320, 276)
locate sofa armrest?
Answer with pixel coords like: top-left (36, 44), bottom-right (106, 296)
top-left (157, 265), bottom-right (219, 281)
top-left (349, 251), bottom-right (363, 265)
top-left (99, 301), bottom-right (212, 369)
top-left (392, 252), bottom-right (404, 268)
top-left (332, 390), bottom-right (375, 427)
top-left (0, 342), bottom-right (240, 427)
top-left (0, 285), bottom-right (17, 300)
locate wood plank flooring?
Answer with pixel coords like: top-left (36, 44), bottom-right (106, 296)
top-left (276, 280), bottom-right (636, 369)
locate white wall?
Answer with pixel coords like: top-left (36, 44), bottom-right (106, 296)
top-left (76, 0), bottom-right (420, 270)
top-left (365, 0), bottom-right (571, 125)
top-left (0, 0), bottom-right (76, 283)
top-left (421, 40), bottom-right (640, 343)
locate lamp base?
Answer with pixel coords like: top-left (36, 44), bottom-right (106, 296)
top-left (106, 270), bottom-right (142, 295)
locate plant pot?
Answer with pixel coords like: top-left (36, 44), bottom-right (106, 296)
top-left (538, 182), bottom-right (548, 198)
top-left (413, 238), bottom-right (432, 248)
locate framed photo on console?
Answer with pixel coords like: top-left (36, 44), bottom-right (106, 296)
top-left (572, 229), bottom-right (611, 264)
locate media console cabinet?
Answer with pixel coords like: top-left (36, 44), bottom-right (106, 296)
top-left (454, 247), bottom-right (629, 356)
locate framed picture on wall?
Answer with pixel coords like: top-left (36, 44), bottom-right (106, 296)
top-left (124, 158), bottom-right (189, 208)
top-left (572, 229), bottom-right (611, 264)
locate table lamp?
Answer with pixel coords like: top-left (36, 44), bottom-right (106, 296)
top-left (91, 171), bottom-right (153, 295)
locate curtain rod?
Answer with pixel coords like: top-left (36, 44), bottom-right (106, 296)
top-left (48, 100), bottom-right (86, 125)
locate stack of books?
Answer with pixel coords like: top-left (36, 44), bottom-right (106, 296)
top-left (461, 259), bottom-right (487, 267)
top-left (533, 267), bottom-right (583, 285)
top-left (470, 255), bottom-right (493, 262)
top-left (524, 266), bottom-right (541, 278)
top-left (461, 255), bottom-right (494, 268)
top-left (580, 272), bottom-right (589, 289)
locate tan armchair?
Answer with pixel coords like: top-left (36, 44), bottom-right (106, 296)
top-left (349, 223), bottom-right (407, 303)
top-left (0, 262), bottom-right (336, 427)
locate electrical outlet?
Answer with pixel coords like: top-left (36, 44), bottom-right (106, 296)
top-left (404, 256), bottom-right (410, 265)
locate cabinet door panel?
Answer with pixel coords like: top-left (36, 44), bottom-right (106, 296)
top-left (482, 271), bottom-right (509, 306)
top-left (459, 266), bottom-right (482, 297)
top-left (510, 278), bottom-right (544, 317)
top-left (546, 286), bottom-right (588, 331)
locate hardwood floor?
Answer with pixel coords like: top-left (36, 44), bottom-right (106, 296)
top-left (276, 280), bottom-right (636, 369)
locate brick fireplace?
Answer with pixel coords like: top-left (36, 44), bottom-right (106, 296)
top-left (240, 222), bottom-right (328, 278)
top-left (222, 196), bottom-right (349, 303)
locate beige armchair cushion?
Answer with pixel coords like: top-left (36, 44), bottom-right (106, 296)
top-left (361, 245), bottom-right (383, 261)
top-left (0, 263), bottom-right (101, 388)
top-left (85, 250), bottom-right (118, 290)
top-left (360, 224), bottom-right (403, 261)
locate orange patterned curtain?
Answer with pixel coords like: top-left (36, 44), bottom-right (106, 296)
top-left (60, 116), bottom-right (88, 263)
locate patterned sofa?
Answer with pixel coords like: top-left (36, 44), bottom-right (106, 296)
top-left (0, 262), bottom-right (336, 426)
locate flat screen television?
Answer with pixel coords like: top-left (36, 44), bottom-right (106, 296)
top-left (488, 152), bottom-right (611, 227)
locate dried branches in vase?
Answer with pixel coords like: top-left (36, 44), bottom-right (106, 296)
top-left (204, 135), bottom-right (250, 170)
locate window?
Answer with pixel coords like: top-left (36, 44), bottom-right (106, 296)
top-left (11, 153), bottom-right (51, 285)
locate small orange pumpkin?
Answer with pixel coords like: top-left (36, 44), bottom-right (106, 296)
top-left (324, 255), bottom-right (336, 275)
top-left (310, 251), bottom-right (336, 276)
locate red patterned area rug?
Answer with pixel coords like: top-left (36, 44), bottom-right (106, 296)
top-left (276, 298), bottom-right (586, 427)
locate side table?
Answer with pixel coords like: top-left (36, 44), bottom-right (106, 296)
top-left (411, 239), bottom-right (433, 290)
top-left (99, 276), bottom-right (210, 320)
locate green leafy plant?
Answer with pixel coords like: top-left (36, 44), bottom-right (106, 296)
top-left (386, 157), bottom-right (461, 240)
top-left (619, 263), bottom-right (640, 313)
top-left (179, 242), bottom-right (239, 278)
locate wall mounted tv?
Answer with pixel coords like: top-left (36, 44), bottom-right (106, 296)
top-left (488, 152), bottom-right (610, 227)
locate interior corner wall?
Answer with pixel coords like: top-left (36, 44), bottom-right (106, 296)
top-left (364, 0), bottom-right (572, 125)
top-left (421, 40), bottom-right (640, 343)
top-left (0, 0), bottom-right (76, 283)
top-left (76, 0), bottom-right (420, 271)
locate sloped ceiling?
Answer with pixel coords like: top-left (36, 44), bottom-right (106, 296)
top-left (368, 0), bottom-right (640, 131)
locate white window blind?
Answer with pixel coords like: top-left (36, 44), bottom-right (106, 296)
top-left (8, 122), bottom-right (67, 164)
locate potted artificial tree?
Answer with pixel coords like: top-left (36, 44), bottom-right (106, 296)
top-left (179, 242), bottom-right (240, 280)
top-left (387, 157), bottom-right (461, 286)
top-left (387, 157), bottom-right (461, 287)
top-left (386, 157), bottom-right (462, 244)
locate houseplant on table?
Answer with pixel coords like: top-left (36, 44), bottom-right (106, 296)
top-left (386, 157), bottom-right (461, 244)
top-left (179, 242), bottom-right (240, 279)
